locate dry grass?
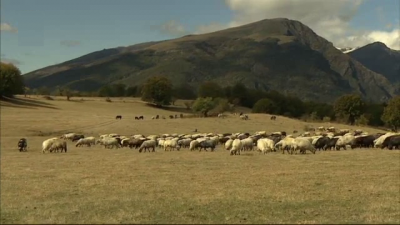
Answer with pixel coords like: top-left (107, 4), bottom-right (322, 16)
top-left (1, 96), bottom-right (399, 224)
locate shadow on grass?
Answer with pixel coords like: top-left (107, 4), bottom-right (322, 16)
top-left (0, 97), bottom-right (59, 110)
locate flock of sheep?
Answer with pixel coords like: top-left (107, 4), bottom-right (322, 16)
top-left (38, 126), bottom-right (400, 155)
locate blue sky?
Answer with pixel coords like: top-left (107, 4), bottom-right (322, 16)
top-left (1, 0), bottom-right (399, 74)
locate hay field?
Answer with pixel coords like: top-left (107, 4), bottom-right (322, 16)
top-left (1, 96), bottom-right (399, 224)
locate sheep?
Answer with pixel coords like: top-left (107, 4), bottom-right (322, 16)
top-left (198, 140), bottom-right (217, 152)
top-left (241, 137), bottom-right (254, 151)
top-left (291, 138), bottom-right (316, 154)
top-left (138, 140), bottom-right (157, 153)
top-left (189, 140), bottom-right (200, 151)
top-left (225, 139), bottom-right (233, 150)
top-left (52, 140), bottom-right (68, 153)
top-left (60, 133), bottom-right (76, 140)
top-left (75, 137), bottom-right (96, 147)
top-left (164, 139), bottom-right (180, 151)
top-left (230, 139), bottom-right (242, 155)
top-left (275, 136), bottom-right (295, 154)
top-left (99, 137), bottom-right (121, 149)
top-left (42, 137), bottom-right (59, 153)
top-left (177, 138), bottom-right (192, 148)
top-left (257, 138), bottom-right (275, 154)
top-left (335, 134), bottom-right (355, 150)
top-left (374, 132), bottom-right (398, 148)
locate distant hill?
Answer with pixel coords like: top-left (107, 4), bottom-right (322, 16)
top-left (23, 18), bottom-right (396, 103)
top-left (347, 42), bottom-right (400, 93)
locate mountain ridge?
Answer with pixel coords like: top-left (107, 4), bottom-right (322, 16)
top-left (23, 18), bottom-right (396, 103)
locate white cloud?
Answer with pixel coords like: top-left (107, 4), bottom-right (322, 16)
top-left (60, 40), bottom-right (81, 47)
top-left (193, 0), bottom-right (400, 50)
top-left (0, 22), bottom-right (18, 33)
top-left (154, 20), bottom-right (188, 36)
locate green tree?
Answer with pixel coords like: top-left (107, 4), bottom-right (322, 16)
top-left (213, 98), bottom-right (232, 113)
top-left (141, 76), bottom-right (173, 106)
top-left (381, 96), bottom-right (400, 131)
top-left (192, 97), bottom-right (217, 117)
top-left (173, 82), bottom-right (197, 100)
top-left (252, 98), bottom-right (279, 114)
top-left (125, 86), bottom-right (138, 97)
top-left (197, 81), bottom-right (224, 99)
top-left (112, 84), bottom-right (126, 97)
top-left (334, 94), bottom-right (365, 125)
top-left (0, 62), bottom-right (25, 98)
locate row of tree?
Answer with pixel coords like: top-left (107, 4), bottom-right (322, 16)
top-left (1, 63), bottom-right (399, 131)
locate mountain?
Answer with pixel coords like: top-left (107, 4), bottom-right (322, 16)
top-left (23, 18), bottom-right (396, 103)
top-left (347, 42), bottom-right (400, 92)
top-left (337, 47), bottom-right (360, 53)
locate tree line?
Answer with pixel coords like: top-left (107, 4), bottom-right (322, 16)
top-left (1, 63), bottom-right (399, 131)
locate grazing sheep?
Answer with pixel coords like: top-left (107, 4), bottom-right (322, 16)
top-left (75, 137), bottom-right (96, 147)
top-left (42, 137), bottom-right (59, 153)
top-left (198, 140), bottom-right (217, 152)
top-left (177, 138), bottom-right (192, 148)
top-left (164, 139), bottom-right (180, 151)
top-left (189, 140), bottom-right (200, 151)
top-left (240, 137), bottom-right (254, 151)
top-left (335, 134), bottom-right (355, 150)
top-left (225, 139), bottom-right (233, 150)
top-left (257, 138), bottom-right (275, 154)
top-left (116, 115), bottom-right (122, 120)
top-left (99, 137), bottom-right (121, 149)
top-left (292, 138), bottom-right (316, 154)
top-left (230, 139), bottom-right (242, 155)
top-left (42, 138), bottom-right (67, 153)
top-left (374, 132), bottom-right (398, 148)
top-left (138, 140), bottom-right (157, 152)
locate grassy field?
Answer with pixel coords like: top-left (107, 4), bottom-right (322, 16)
top-left (1, 96), bottom-right (399, 224)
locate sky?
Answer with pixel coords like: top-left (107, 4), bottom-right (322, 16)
top-left (1, 0), bottom-right (399, 74)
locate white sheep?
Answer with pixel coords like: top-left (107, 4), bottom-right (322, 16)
top-left (241, 137), bottom-right (254, 151)
top-left (230, 139), bottom-right (242, 155)
top-left (225, 139), bottom-right (233, 150)
top-left (75, 137), bottom-right (96, 147)
top-left (257, 138), bottom-right (275, 154)
top-left (374, 132), bottom-right (398, 148)
top-left (335, 134), bottom-right (355, 150)
top-left (275, 136), bottom-right (296, 154)
top-left (99, 137), bottom-right (121, 149)
top-left (139, 140), bottom-right (157, 152)
top-left (291, 138), bottom-right (316, 154)
top-left (164, 139), bottom-right (180, 151)
top-left (189, 140), bottom-right (200, 151)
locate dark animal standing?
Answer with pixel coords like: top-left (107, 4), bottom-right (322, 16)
top-left (169, 115), bottom-right (174, 119)
top-left (18, 138), bottom-right (28, 152)
top-left (270, 116), bottom-right (277, 120)
top-left (180, 114), bottom-right (183, 118)
top-left (314, 137), bottom-right (331, 151)
top-left (381, 135), bottom-right (400, 150)
top-left (116, 115), bottom-right (122, 120)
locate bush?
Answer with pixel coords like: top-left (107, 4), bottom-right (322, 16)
top-left (355, 114), bottom-right (369, 126)
top-left (322, 116), bottom-right (331, 122)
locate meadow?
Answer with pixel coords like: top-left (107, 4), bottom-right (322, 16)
top-left (1, 96), bottom-right (399, 224)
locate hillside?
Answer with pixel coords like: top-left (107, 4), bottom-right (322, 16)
top-left (347, 42), bottom-right (400, 92)
top-left (23, 18), bottom-right (396, 103)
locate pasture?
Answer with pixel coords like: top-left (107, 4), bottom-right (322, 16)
top-left (1, 96), bottom-right (399, 224)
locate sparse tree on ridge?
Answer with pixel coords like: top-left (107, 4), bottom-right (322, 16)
top-left (0, 62), bottom-right (25, 98)
top-left (381, 96), bottom-right (400, 131)
top-left (141, 76), bottom-right (173, 106)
